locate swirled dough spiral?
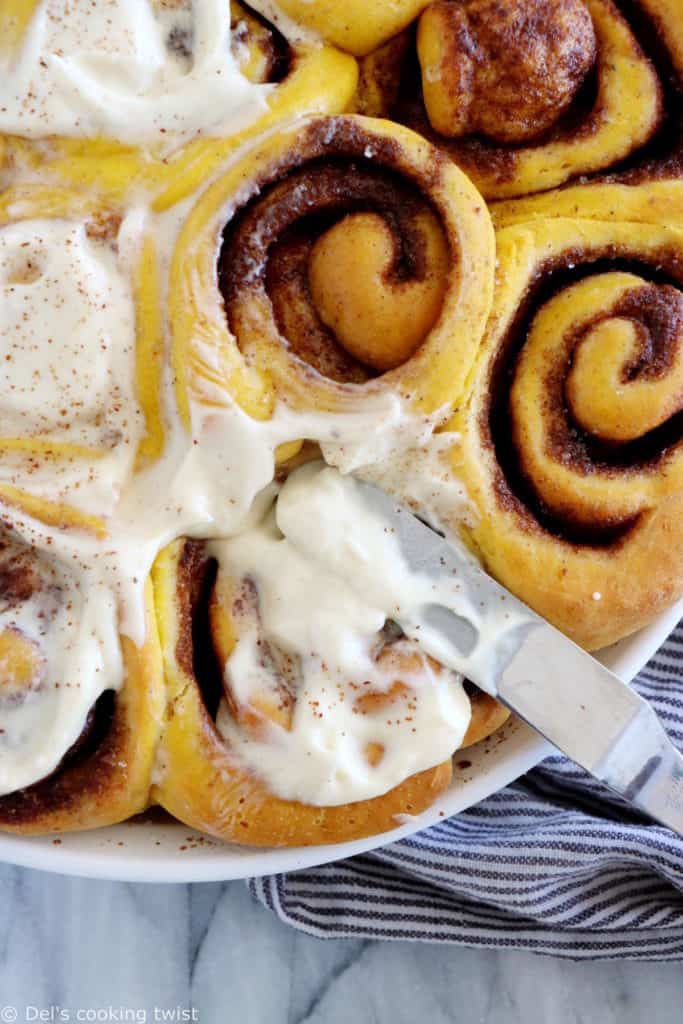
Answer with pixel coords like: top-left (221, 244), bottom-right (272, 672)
top-left (418, 0), bottom-right (597, 145)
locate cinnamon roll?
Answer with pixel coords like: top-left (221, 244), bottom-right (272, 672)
top-left (0, 176), bottom-right (166, 831)
top-left (249, 0), bottom-right (431, 56)
top-left (151, 462), bottom-right (507, 847)
top-left (2, 1), bottom-right (357, 211)
top-left (170, 114), bottom-right (494, 425)
top-left (450, 212), bottom-right (683, 650)
top-left (0, 529), bottom-right (164, 833)
top-left (355, 0), bottom-right (682, 199)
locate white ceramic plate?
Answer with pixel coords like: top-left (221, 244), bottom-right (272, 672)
top-left (0, 600), bottom-right (680, 882)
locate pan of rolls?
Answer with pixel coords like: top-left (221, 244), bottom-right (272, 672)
top-left (0, 0), bottom-right (680, 869)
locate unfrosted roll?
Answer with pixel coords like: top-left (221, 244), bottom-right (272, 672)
top-left (170, 114), bottom-right (495, 425)
top-left (450, 204), bottom-right (683, 650)
top-left (355, 0), bottom-right (681, 200)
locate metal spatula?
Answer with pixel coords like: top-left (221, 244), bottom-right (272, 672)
top-left (357, 480), bottom-right (683, 837)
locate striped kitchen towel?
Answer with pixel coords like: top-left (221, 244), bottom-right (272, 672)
top-left (249, 621), bottom-right (683, 960)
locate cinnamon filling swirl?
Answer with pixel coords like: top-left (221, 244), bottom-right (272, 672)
top-left (451, 209), bottom-right (683, 650)
top-left (174, 541), bottom-right (224, 722)
top-left (219, 157), bottom-right (450, 382)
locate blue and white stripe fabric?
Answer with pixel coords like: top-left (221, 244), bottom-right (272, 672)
top-left (250, 623), bottom-right (683, 960)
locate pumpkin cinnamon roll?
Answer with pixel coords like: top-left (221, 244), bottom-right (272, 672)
top-left (1, 1), bottom-right (357, 211)
top-left (0, 528), bottom-right (164, 834)
top-left (491, 161), bottom-right (683, 232)
top-left (171, 114), bottom-right (494, 428)
top-left (249, 0), bottom-right (431, 56)
top-left (450, 213), bottom-right (683, 651)
top-left (0, 179), bottom-right (166, 832)
top-left (152, 462), bottom-right (506, 847)
top-left (355, 0), bottom-right (681, 200)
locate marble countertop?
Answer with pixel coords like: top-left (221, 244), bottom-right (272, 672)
top-left (1, 865), bottom-right (682, 1024)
